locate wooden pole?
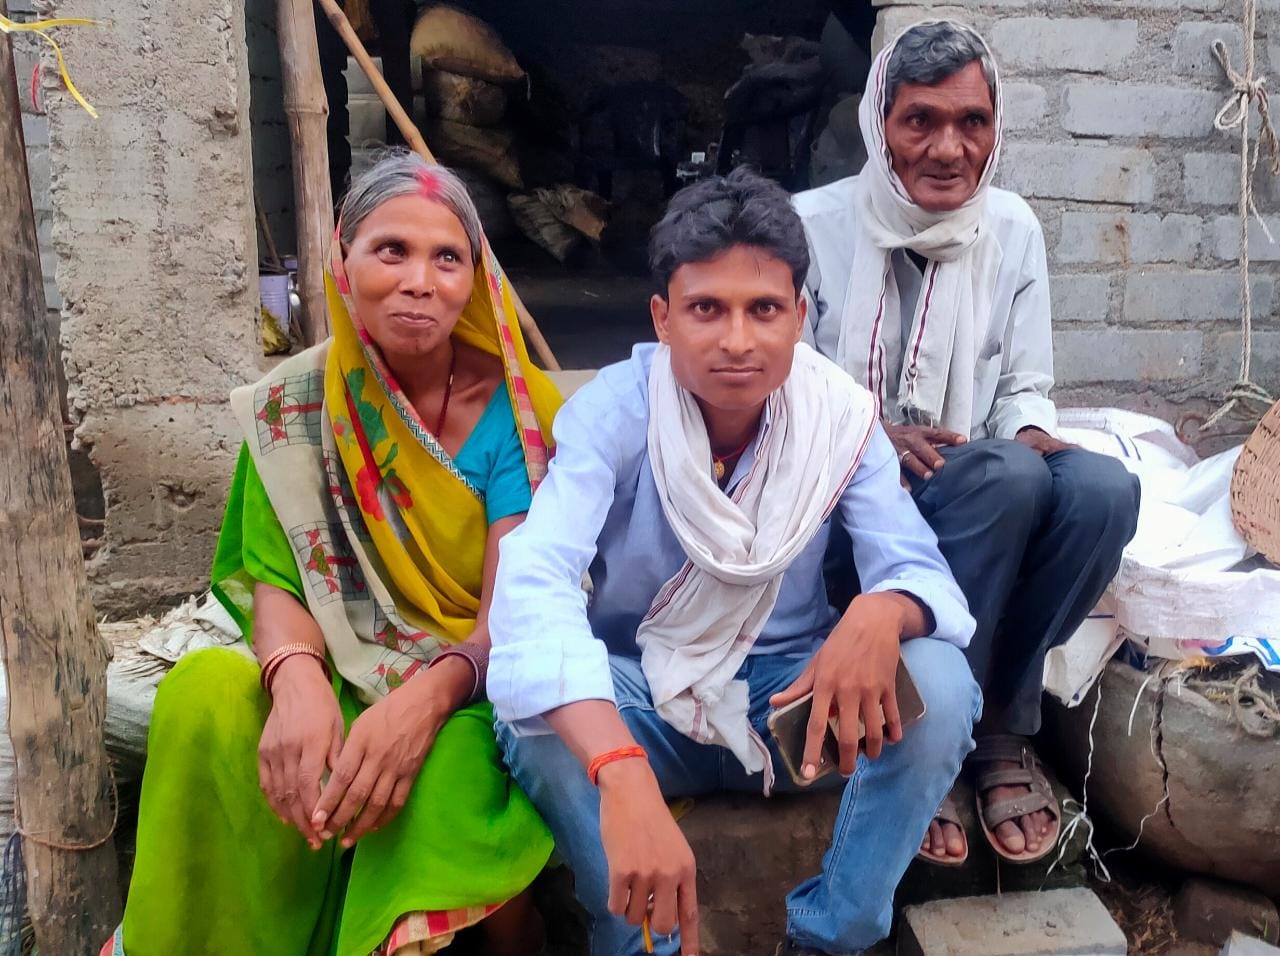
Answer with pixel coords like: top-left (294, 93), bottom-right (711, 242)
top-left (278, 0), bottom-right (334, 345)
top-left (315, 0), bottom-right (563, 371)
top-left (0, 3), bottom-right (121, 949)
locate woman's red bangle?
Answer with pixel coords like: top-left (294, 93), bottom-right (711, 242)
top-left (587, 745), bottom-right (648, 786)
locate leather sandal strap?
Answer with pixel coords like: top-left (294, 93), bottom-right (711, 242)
top-left (971, 733), bottom-right (1037, 766)
top-left (981, 790), bottom-right (1053, 829)
top-left (933, 792), bottom-right (963, 828)
top-left (978, 768), bottom-right (1035, 790)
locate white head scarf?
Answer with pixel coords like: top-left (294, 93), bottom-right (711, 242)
top-left (835, 20), bottom-right (1004, 434)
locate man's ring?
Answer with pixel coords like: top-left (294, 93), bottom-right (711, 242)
top-left (899, 449), bottom-right (912, 463)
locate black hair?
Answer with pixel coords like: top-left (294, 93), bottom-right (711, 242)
top-left (648, 167), bottom-right (809, 297)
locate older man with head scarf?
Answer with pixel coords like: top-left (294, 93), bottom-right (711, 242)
top-left (796, 21), bottom-right (1141, 867)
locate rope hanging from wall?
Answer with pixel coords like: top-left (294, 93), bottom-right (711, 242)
top-left (1201, 0), bottom-right (1280, 431)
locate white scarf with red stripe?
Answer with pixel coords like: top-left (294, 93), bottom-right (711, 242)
top-left (638, 343), bottom-right (876, 790)
top-left (836, 20), bottom-right (1003, 435)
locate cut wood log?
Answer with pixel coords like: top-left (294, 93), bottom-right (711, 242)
top-left (314, 0), bottom-right (563, 372)
top-left (277, 0), bottom-right (334, 345)
top-left (0, 2), bottom-right (121, 948)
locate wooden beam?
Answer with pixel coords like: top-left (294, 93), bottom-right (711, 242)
top-left (315, 0), bottom-right (564, 371)
top-left (277, 0), bottom-right (334, 345)
top-left (0, 3), bottom-right (121, 949)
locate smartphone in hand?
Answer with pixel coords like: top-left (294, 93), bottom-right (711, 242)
top-left (766, 657), bottom-right (928, 787)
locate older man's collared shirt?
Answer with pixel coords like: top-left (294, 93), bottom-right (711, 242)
top-left (487, 343), bottom-right (975, 734)
top-left (795, 176), bottom-right (1058, 440)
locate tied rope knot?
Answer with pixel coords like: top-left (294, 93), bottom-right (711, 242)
top-left (1201, 2), bottom-right (1280, 432)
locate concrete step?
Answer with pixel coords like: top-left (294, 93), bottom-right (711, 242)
top-left (899, 888), bottom-right (1126, 956)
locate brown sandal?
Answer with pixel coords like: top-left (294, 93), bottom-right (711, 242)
top-left (915, 788), bottom-right (968, 867)
top-left (970, 734), bottom-right (1061, 865)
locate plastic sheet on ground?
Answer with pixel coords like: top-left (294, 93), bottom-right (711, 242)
top-left (1045, 408), bottom-right (1280, 707)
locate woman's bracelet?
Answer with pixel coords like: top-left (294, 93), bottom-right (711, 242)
top-left (260, 642), bottom-right (330, 694)
top-left (427, 642), bottom-right (489, 704)
top-left (587, 745), bottom-right (648, 786)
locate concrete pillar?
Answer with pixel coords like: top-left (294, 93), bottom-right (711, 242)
top-left (47, 0), bottom-right (264, 614)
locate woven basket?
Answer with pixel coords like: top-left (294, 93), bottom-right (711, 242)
top-left (1230, 399), bottom-right (1280, 564)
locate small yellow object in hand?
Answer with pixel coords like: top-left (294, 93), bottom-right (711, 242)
top-left (0, 14), bottom-right (102, 118)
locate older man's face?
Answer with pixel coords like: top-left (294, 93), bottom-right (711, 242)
top-left (884, 60), bottom-right (996, 212)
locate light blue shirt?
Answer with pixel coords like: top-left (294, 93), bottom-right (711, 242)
top-left (488, 344), bottom-right (974, 733)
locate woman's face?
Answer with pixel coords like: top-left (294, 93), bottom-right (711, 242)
top-left (342, 193), bottom-right (475, 361)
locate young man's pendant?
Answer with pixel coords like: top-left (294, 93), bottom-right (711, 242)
top-left (714, 460), bottom-right (727, 480)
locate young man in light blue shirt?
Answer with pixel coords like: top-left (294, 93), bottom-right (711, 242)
top-left (487, 168), bottom-right (980, 956)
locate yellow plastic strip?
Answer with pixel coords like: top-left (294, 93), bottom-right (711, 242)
top-left (0, 15), bottom-right (101, 118)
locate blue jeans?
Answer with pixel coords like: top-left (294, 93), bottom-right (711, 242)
top-left (496, 638), bottom-right (981, 955)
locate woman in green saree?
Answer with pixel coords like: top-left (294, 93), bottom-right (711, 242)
top-left (107, 154), bottom-right (561, 955)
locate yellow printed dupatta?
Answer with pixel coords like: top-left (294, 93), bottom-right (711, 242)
top-left (226, 234), bottom-right (561, 701)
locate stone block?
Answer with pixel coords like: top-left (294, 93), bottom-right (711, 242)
top-left (1174, 878), bottom-right (1280, 946)
top-left (1051, 274), bottom-right (1111, 323)
top-left (344, 55), bottom-right (383, 97)
top-left (21, 111), bottom-right (49, 148)
top-left (999, 144), bottom-right (1155, 204)
top-left (1206, 331), bottom-right (1280, 391)
top-left (1222, 934), bottom-right (1280, 956)
top-left (1003, 82), bottom-right (1047, 131)
top-left (348, 93), bottom-right (387, 145)
top-left (1124, 271), bottom-right (1273, 324)
top-left (1173, 22), bottom-right (1245, 80)
top-left (899, 888), bottom-right (1126, 956)
top-left (1058, 213), bottom-right (1202, 265)
top-left (1211, 216), bottom-right (1280, 262)
top-left (25, 143), bottom-right (51, 213)
top-left (988, 18), bottom-right (1137, 73)
top-left (1053, 328), bottom-right (1202, 382)
top-left (1064, 83), bottom-right (1220, 138)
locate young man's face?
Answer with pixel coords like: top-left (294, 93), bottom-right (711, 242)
top-left (884, 59), bottom-right (996, 213)
top-left (650, 244), bottom-right (806, 417)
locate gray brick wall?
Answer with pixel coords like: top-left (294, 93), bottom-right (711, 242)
top-left (873, 0), bottom-right (1280, 415)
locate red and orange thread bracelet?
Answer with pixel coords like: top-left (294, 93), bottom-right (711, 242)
top-left (586, 745), bottom-right (648, 786)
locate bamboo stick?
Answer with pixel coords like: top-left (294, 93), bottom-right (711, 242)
top-left (0, 3), bottom-right (121, 948)
top-left (277, 0), bottom-right (334, 345)
top-left (315, 0), bottom-right (563, 371)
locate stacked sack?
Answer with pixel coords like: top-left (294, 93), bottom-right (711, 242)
top-left (411, 4), bottom-right (524, 191)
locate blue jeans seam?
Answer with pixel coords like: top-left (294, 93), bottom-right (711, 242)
top-left (824, 764), bottom-right (864, 869)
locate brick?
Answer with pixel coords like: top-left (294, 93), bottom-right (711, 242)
top-left (1054, 329), bottom-right (1202, 382)
top-left (989, 18), bottom-right (1137, 73)
top-left (999, 144), bottom-right (1155, 204)
top-left (1051, 274), bottom-right (1111, 323)
top-left (899, 888), bottom-right (1126, 956)
top-left (1222, 933), bottom-right (1280, 956)
top-left (1059, 213), bottom-right (1202, 265)
top-left (1186, 153), bottom-right (1246, 206)
top-left (1212, 215), bottom-right (1280, 261)
top-left (348, 94), bottom-right (387, 145)
top-left (1173, 22), bottom-right (1244, 79)
top-left (1174, 878), bottom-right (1280, 946)
top-left (1124, 271), bottom-right (1274, 324)
top-left (1003, 82), bottom-right (1047, 131)
top-left (1064, 83), bottom-right (1220, 138)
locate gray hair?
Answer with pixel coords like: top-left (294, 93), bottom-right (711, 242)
top-left (337, 150), bottom-right (484, 265)
top-left (884, 21), bottom-right (997, 116)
